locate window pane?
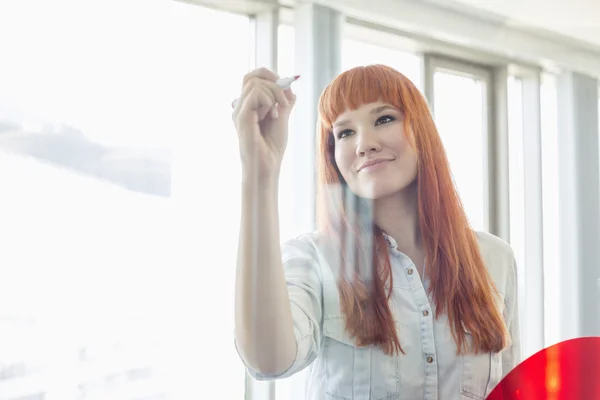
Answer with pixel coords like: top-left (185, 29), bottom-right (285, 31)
top-left (0, 1), bottom-right (249, 399)
top-left (433, 72), bottom-right (487, 232)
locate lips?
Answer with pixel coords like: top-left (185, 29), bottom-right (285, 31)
top-left (358, 158), bottom-right (394, 172)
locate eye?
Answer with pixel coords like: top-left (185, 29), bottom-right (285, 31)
top-left (336, 129), bottom-right (353, 139)
top-left (375, 115), bottom-right (395, 126)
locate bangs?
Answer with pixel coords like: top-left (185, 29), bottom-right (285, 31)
top-left (318, 65), bottom-right (407, 129)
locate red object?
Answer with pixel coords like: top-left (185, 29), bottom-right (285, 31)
top-left (487, 337), bottom-right (600, 400)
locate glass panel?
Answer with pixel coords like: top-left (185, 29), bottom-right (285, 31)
top-left (0, 1), bottom-right (250, 399)
top-left (273, 28), bottom-right (426, 400)
top-left (433, 71), bottom-right (487, 232)
top-left (275, 30), bottom-right (422, 400)
top-left (274, 23), bottom-right (309, 400)
top-left (540, 73), bottom-right (560, 347)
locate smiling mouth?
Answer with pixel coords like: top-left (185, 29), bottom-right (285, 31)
top-left (359, 159), bottom-right (393, 172)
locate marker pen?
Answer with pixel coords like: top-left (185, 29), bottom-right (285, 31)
top-left (275, 75), bottom-right (301, 88)
top-left (232, 75), bottom-right (300, 108)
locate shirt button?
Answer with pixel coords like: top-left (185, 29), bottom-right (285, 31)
top-left (427, 356), bottom-right (434, 363)
top-left (423, 310), bottom-right (429, 317)
top-left (407, 269), bottom-right (414, 275)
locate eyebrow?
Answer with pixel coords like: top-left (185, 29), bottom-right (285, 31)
top-left (332, 105), bottom-right (397, 128)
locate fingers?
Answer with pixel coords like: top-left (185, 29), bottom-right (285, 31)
top-left (241, 68), bottom-right (290, 107)
top-left (264, 80), bottom-right (290, 108)
top-left (233, 67), bottom-right (296, 129)
top-left (240, 78), bottom-right (289, 107)
top-left (234, 85), bottom-right (275, 125)
top-left (283, 88), bottom-right (296, 104)
top-left (241, 81), bottom-right (276, 106)
top-left (235, 84), bottom-right (274, 115)
top-left (233, 78), bottom-right (290, 120)
top-left (242, 67), bottom-right (279, 86)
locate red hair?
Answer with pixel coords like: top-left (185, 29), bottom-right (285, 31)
top-left (316, 65), bottom-right (508, 356)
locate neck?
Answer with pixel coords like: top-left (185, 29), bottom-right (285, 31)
top-left (373, 181), bottom-right (422, 252)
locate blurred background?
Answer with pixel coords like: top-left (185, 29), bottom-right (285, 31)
top-left (0, 0), bottom-right (598, 399)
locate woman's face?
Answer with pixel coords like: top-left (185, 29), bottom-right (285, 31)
top-left (332, 101), bottom-right (418, 199)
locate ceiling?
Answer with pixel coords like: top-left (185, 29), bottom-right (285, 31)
top-left (433, 0), bottom-right (600, 48)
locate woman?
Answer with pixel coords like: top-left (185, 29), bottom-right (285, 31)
top-left (233, 64), bottom-right (520, 400)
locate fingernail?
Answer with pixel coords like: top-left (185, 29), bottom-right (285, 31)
top-left (272, 108), bottom-right (279, 119)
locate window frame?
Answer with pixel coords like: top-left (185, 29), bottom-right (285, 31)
top-left (424, 54), bottom-right (495, 233)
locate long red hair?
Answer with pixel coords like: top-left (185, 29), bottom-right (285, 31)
top-left (315, 64), bottom-right (508, 356)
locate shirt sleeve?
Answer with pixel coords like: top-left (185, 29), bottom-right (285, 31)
top-left (236, 235), bottom-right (323, 381)
top-left (502, 257), bottom-right (521, 378)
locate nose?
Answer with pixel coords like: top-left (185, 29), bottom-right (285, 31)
top-left (356, 129), bottom-right (381, 156)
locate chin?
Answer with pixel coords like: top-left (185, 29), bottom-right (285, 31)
top-left (351, 176), bottom-right (417, 200)
top-left (354, 182), bottom-right (406, 200)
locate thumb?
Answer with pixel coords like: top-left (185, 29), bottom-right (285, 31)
top-left (279, 89), bottom-right (296, 117)
top-left (283, 88), bottom-right (296, 105)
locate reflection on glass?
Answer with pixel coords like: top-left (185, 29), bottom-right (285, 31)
top-left (433, 72), bottom-right (486, 232)
top-left (0, 1), bottom-right (249, 399)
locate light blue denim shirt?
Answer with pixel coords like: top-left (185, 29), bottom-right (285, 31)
top-left (238, 230), bottom-right (520, 400)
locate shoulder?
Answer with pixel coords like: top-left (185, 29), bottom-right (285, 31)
top-left (281, 231), bottom-right (340, 282)
top-left (281, 230), bottom-right (333, 261)
top-left (474, 231), bottom-right (515, 263)
top-left (473, 230), bottom-right (517, 295)
top-left (282, 230), bottom-right (327, 249)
